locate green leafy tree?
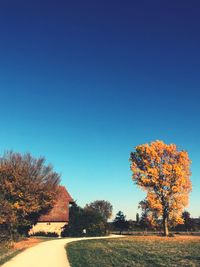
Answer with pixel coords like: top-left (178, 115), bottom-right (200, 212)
top-left (62, 202), bottom-right (107, 237)
top-left (82, 208), bottom-right (107, 236)
top-left (62, 203), bottom-right (84, 237)
top-left (182, 211), bottom-right (193, 231)
top-left (85, 200), bottom-right (113, 222)
top-left (113, 211), bottom-right (129, 234)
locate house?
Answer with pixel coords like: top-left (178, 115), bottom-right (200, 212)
top-left (29, 185), bottom-right (74, 236)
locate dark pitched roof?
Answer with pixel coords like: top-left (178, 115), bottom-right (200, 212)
top-left (38, 185), bottom-right (74, 222)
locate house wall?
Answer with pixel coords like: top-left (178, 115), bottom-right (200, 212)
top-left (29, 222), bottom-right (67, 237)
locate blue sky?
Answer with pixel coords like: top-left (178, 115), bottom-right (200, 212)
top-left (0, 0), bottom-right (200, 219)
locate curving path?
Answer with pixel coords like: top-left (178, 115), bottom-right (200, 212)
top-left (2, 235), bottom-right (122, 267)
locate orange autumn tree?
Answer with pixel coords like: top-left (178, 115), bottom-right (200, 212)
top-left (0, 151), bottom-right (60, 241)
top-left (130, 140), bottom-right (192, 236)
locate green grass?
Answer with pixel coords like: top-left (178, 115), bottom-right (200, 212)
top-left (67, 236), bottom-right (200, 267)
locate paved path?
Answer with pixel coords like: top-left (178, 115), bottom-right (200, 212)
top-left (2, 235), bottom-right (122, 267)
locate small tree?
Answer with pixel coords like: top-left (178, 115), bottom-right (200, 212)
top-left (113, 211), bottom-right (129, 234)
top-left (62, 203), bottom-right (84, 237)
top-left (182, 211), bottom-right (193, 231)
top-left (136, 213), bottom-right (140, 224)
top-left (138, 199), bottom-right (160, 230)
top-left (130, 140), bottom-right (192, 236)
top-left (85, 200), bottom-right (113, 222)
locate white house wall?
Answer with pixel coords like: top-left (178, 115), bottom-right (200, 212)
top-left (29, 222), bottom-right (67, 237)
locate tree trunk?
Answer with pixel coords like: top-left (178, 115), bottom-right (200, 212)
top-left (163, 217), bottom-right (169, 236)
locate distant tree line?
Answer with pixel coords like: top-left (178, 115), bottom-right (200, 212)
top-left (110, 210), bottom-right (200, 234)
top-left (62, 202), bottom-right (200, 238)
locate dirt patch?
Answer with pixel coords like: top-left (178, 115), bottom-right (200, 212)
top-left (13, 238), bottom-right (43, 250)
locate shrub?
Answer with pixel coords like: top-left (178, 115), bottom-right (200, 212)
top-left (0, 225), bottom-right (10, 244)
top-left (61, 203), bottom-right (107, 237)
top-left (86, 222), bottom-right (107, 237)
top-left (30, 231), bottom-right (58, 237)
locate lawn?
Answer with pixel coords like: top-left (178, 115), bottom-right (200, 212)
top-left (67, 236), bottom-right (200, 267)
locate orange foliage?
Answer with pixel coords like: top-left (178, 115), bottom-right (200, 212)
top-left (130, 140), bottom-right (192, 235)
top-left (0, 151), bottom-right (60, 238)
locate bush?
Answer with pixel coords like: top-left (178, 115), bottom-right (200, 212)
top-left (0, 225), bottom-right (10, 244)
top-left (30, 231), bottom-right (58, 237)
top-left (61, 203), bottom-right (107, 237)
top-left (86, 222), bottom-right (107, 237)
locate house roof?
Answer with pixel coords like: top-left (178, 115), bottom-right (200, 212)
top-left (38, 185), bottom-right (74, 222)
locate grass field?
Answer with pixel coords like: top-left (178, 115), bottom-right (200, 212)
top-left (67, 236), bottom-right (200, 267)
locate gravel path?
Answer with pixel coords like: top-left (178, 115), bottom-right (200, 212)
top-left (2, 235), bottom-right (121, 267)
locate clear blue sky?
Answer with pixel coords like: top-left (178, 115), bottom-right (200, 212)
top-left (0, 0), bottom-right (199, 219)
